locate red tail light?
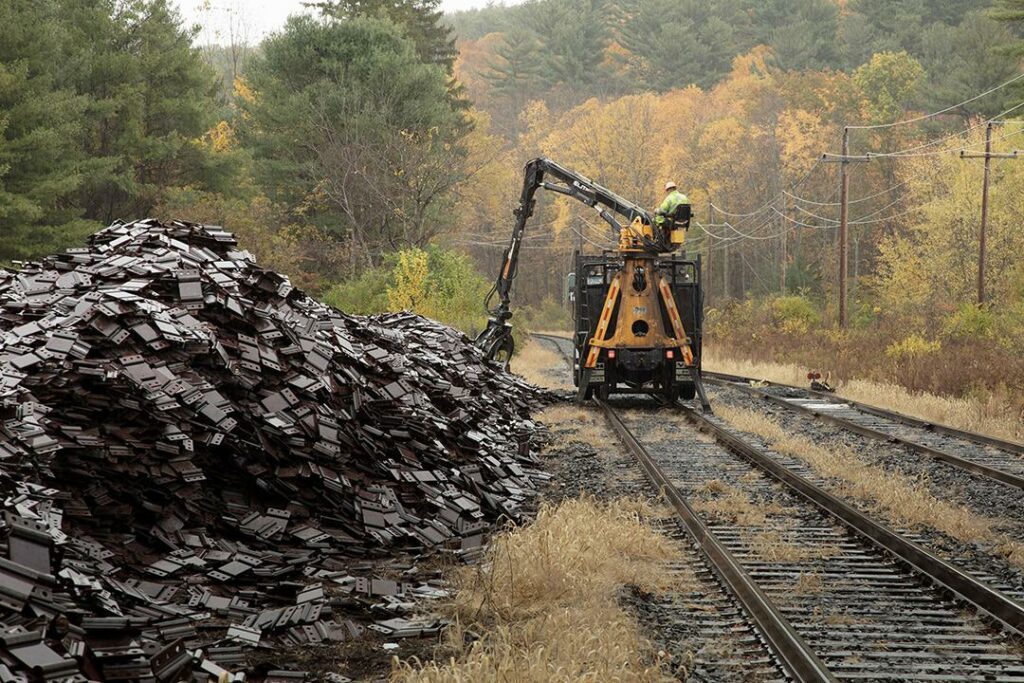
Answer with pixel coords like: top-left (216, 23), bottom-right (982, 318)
top-left (666, 349), bottom-right (675, 359)
top-left (807, 372), bottom-right (814, 380)
top-left (607, 349), bottom-right (616, 359)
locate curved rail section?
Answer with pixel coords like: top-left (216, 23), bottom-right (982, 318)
top-left (679, 405), bottom-right (1024, 637)
top-left (598, 401), bottom-right (837, 683)
top-left (705, 372), bottom-right (1024, 491)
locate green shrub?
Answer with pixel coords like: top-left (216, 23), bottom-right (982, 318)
top-left (941, 304), bottom-right (996, 340)
top-left (851, 302), bottom-right (880, 329)
top-left (322, 266), bottom-right (390, 315)
top-left (770, 295), bottom-right (822, 334)
top-left (885, 334), bottom-right (941, 360)
top-left (323, 246), bottom-right (489, 336)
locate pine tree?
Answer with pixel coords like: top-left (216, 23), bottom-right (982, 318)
top-left (920, 13), bottom-right (1019, 119)
top-left (58, 0), bottom-right (223, 224)
top-left (991, 0), bottom-right (1024, 55)
top-left (0, 0), bottom-right (93, 262)
top-left (761, 0), bottom-right (840, 72)
top-left (484, 28), bottom-right (548, 102)
top-left (523, 0), bottom-right (612, 97)
top-left (240, 16), bottom-right (468, 265)
top-left (620, 0), bottom-right (719, 90)
top-left (314, 0), bottom-right (458, 71)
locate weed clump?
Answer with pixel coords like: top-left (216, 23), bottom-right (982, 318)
top-left (391, 497), bottom-right (678, 682)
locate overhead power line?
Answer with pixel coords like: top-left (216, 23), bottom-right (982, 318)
top-left (858, 100), bottom-right (1024, 158)
top-left (867, 124), bottom-right (1024, 159)
top-left (785, 179), bottom-right (910, 207)
top-left (774, 208), bottom-right (839, 231)
top-left (847, 71), bottom-right (1024, 131)
top-left (707, 157), bottom-right (824, 226)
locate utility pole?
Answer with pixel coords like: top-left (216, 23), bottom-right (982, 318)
top-left (780, 193), bottom-right (787, 294)
top-left (712, 204), bottom-right (730, 299)
top-left (706, 205), bottom-right (714, 302)
top-left (823, 127), bottom-right (870, 328)
top-left (723, 234), bottom-right (730, 300)
top-left (960, 121), bottom-right (1019, 306)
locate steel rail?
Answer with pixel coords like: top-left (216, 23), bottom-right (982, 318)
top-left (533, 337), bottom-right (1023, 456)
top-left (679, 404), bottom-right (1024, 637)
top-left (703, 370), bottom-right (1024, 454)
top-left (534, 335), bottom-right (1024, 667)
top-left (596, 400), bottom-right (837, 683)
top-left (705, 375), bottom-right (1024, 491)
top-left (530, 332), bottom-right (575, 369)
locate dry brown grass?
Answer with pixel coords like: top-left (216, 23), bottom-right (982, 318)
top-left (714, 403), bottom-right (1024, 569)
top-left (705, 349), bottom-right (1023, 442)
top-left (793, 572), bottom-right (824, 595)
top-left (703, 350), bottom-right (811, 387)
top-left (513, 339), bottom-right (573, 390)
top-left (538, 404), bottom-right (612, 449)
top-left (743, 528), bottom-right (808, 563)
top-left (743, 529), bottom-right (838, 563)
top-left (692, 480), bottom-right (790, 527)
top-left (391, 497), bottom-right (678, 682)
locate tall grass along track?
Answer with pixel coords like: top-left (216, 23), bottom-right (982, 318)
top-left (531, 334), bottom-right (1024, 680)
top-left (534, 334), bottom-right (802, 680)
top-left (704, 371), bottom-right (1024, 492)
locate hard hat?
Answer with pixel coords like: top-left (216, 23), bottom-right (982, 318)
top-left (664, 181), bottom-right (677, 191)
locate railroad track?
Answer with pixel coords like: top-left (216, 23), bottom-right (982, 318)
top-left (532, 333), bottom-right (1024, 682)
top-left (704, 370), bottom-right (1024, 492)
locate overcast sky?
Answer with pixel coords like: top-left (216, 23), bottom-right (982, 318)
top-left (173, 0), bottom-right (520, 45)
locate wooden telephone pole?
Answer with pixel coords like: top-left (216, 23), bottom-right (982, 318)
top-left (823, 127), bottom-right (870, 328)
top-left (960, 121), bottom-right (1019, 306)
top-left (779, 193), bottom-right (788, 294)
top-left (705, 206), bottom-right (714, 301)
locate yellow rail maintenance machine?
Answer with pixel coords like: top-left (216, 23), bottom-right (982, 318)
top-left (475, 158), bottom-right (710, 410)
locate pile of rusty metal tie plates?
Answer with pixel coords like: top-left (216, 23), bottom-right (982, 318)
top-left (0, 219), bottom-right (551, 681)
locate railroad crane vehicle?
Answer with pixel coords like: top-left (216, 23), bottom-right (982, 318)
top-left (474, 158), bottom-right (710, 410)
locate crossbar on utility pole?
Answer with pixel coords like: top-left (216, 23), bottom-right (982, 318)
top-left (823, 128), bottom-right (871, 328)
top-left (960, 121), bottom-right (1019, 306)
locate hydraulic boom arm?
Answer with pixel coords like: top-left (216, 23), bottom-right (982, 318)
top-left (474, 157), bottom-right (667, 364)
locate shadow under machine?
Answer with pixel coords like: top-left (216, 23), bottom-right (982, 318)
top-left (475, 157), bottom-right (709, 409)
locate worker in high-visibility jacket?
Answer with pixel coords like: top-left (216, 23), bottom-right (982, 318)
top-left (654, 181), bottom-right (691, 230)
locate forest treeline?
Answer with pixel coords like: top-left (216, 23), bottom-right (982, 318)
top-left (1, 0), bottom-right (234, 261)
top-left (1, 0), bottom-right (471, 291)
top-left (4, 0), bottom-right (1024, 401)
top-left (450, 0), bottom-right (1022, 136)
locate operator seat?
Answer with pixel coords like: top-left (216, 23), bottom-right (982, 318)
top-left (671, 202), bottom-right (692, 229)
